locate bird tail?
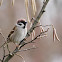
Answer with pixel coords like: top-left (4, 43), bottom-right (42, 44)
top-left (0, 42), bottom-right (7, 48)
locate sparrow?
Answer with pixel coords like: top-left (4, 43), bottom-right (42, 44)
top-left (0, 19), bottom-right (27, 48)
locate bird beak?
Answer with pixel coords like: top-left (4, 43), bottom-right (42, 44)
top-left (25, 22), bottom-right (27, 24)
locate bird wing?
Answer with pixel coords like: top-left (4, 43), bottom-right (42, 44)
top-left (8, 26), bottom-right (16, 38)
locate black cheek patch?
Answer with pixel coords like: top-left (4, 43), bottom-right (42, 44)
top-left (23, 25), bottom-right (25, 29)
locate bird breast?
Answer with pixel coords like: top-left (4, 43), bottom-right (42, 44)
top-left (11, 27), bottom-right (27, 44)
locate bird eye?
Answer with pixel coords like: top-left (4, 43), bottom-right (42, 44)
top-left (19, 24), bottom-right (22, 26)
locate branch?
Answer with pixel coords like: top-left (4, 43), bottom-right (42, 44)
top-left (4, 0), bottom-right (49, 62)
top-left (26, 0), bottom-right (49, 37)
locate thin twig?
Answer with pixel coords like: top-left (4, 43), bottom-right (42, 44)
top-left (15, 54), bottom-right (23, 59)
top-left (0, 29), bottom-right (10, 54)
top-left (0, 29), bottom-right (6, 42)
top-left (34, 24), bottom-right (52, 29)
top-left (6, 44), bottom-right (10, 54)
top-left (2, 46), bottom-right (5, 61)
top-left (15, 54), bottom-right (25, 62)
top-left (17, 45), bottom-right (37, 52)
top-left (1, 46), bottom-right (9, 62)
top-left (37, 34), bottom-right (47, 38)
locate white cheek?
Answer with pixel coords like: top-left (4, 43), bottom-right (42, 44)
top-left (21, 24), bottom-right (24, 27)
top-left (16, 24), bottom-right (24, 28)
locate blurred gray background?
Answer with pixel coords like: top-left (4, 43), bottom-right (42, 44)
top-left (0, 0), bottom-right (62, 62)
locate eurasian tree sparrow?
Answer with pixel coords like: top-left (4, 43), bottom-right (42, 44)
top-left (1, 19), bottom-right (27, 48)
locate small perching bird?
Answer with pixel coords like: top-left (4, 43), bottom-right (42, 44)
top-left (0, 19), bottom-right (27, 48)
